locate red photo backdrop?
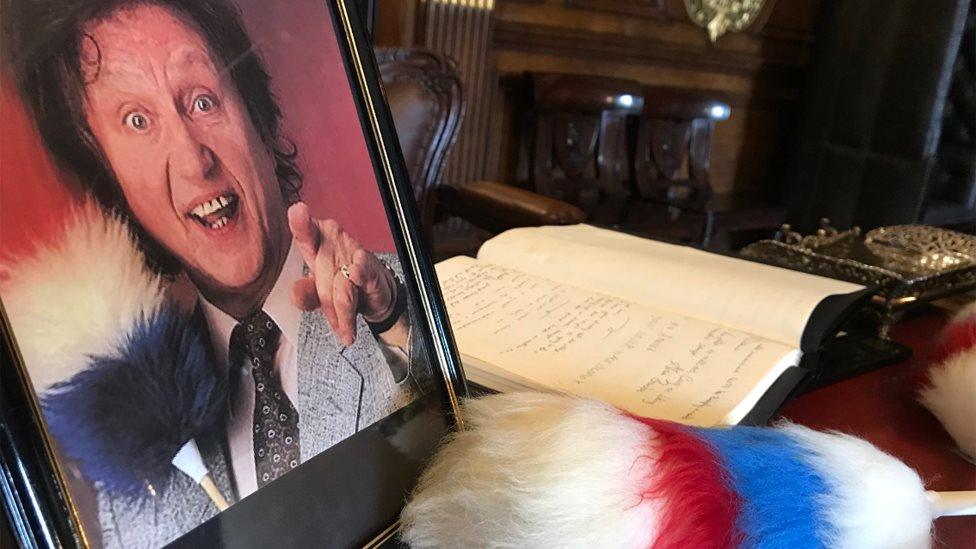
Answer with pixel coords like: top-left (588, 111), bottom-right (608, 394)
top-left (0, 0), bottom-right (396, 266)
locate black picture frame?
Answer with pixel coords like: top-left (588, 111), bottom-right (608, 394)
top-left (355, 0), bottom-right (378, 39)
top-left (0, 0), bottom-right (467, 546)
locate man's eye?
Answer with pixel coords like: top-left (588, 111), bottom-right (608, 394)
top-left (124, 112), bottom-right (150, 132)
top-left (193, 94), bottom-right (217, 113)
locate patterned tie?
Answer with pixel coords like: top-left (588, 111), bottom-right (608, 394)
top-left (230, 311), bottom-right (300, 489)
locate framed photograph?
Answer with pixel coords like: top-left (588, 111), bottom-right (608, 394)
top-left (0, 0), bottom-right (466, 546)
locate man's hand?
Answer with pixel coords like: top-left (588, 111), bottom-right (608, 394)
top-left (287, 202), bottom-right (398, 347)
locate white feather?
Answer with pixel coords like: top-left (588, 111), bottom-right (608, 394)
top-left (919, 348), bottom-right (976, 460)
top-left (399, 392), bottom-right (660, 549)
top-left (783, 424), bottom-right (932, 549)
top-left (1, 200), bottom-right (164, 393)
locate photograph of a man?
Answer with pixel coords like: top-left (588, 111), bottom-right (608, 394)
top-left (4, 0), bottom-right (433, 545)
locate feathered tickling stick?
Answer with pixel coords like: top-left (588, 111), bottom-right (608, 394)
top-left (40, 305), bottom-right (228, 505)
top-left (2, 200), bottom-right (228, 507)
top-left (400, 392), bottom-right (974, 549)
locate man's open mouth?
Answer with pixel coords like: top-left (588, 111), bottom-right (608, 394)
top-left (188, 192), bottom-right (240, 230)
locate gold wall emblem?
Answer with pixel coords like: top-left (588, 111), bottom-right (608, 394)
top-left (685, 0), bottom-right (766, 42)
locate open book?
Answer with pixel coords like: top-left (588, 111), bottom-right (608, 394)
top-left (435, 225), bottom-right (867, 426)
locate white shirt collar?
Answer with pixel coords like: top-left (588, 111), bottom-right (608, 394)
top-left (199, 241), bottom-right (305, 367)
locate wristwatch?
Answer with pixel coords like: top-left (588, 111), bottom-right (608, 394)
top-left (366, 261), bottom-right (406, 334)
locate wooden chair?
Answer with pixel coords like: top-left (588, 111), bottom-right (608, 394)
top-left (519, 74), bottom-right (729, 245)
top-left (629, 86), bottom-right (784, 248)
top-left (526, 72), bottom-right (644, 205)
top-left (376, 47), bottom-right (463, 241)
top-left (376, 49), bottom-right (584, 257)
top-left (634, 86), bottom-right (730, 207)
top-left (512, 77), bottom-right (782, 248)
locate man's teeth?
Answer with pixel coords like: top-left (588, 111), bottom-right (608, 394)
top-left (209, 217), bottom-right (229, 230)
top-left (190, 195), bottom-right (232, 218)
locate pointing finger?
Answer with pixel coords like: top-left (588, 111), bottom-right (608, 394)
top-left (287, 202), bottom-right (319, 267)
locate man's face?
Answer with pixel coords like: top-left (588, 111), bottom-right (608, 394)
top-left (82, 4), bottom-right (288, 295)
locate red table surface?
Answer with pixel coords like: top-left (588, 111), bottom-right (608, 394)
top-left (780, 308), bottom-right (976, 548)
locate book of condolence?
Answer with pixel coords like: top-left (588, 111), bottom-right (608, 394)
top-left (435, 225), bottom-right (865, 426)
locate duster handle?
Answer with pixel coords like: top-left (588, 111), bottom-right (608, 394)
top-left (172, 439), bottom-right (230, 511)
top-left (928, 491), bottom-right (976, 517)
top-left (200, 474), bottom-right (229, 511)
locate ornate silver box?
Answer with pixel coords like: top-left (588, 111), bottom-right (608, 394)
top-left (742, 223), bottom-right (976, 337)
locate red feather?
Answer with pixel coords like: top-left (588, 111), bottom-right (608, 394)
top-left (935, 313), bottom-right (976, 363)
top-left (628, 415), bottom-right (743, 549)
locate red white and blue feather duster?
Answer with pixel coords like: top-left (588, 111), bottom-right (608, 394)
top-left (401, 392), bottom-right (969, 548)
top-left (402, 317), bottom-right (976, 549)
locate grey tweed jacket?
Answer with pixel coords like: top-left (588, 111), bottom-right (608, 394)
top-left (88, 256), bottom-right (431, 548)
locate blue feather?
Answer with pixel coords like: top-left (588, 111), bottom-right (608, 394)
top-left (41, 305), bottom-right (226, 499)
top-left (696, 426), bottom-right (836, 549)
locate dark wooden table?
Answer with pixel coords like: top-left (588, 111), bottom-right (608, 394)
top-left (780, 308), bottom-right (976, 547)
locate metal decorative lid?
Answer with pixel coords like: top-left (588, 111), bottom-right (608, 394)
top-left (741, 222), bottom-right (976, 302)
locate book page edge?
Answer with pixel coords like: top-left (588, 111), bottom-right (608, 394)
top-left (721, 348), bottom-right (803, 425)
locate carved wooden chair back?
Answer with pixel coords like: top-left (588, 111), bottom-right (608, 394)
top-left (527, 72), bottom-right (644, 204)
top-left (376, 47), bottom-right (464, 239)
top-left (634, 86), bottom-right (731, 207)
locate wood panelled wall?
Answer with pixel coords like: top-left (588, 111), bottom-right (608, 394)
top-left (378, 0), bottom-right (821, 197)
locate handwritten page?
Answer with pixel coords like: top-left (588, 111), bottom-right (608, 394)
top-left (476, 224), bottom-right (863, 348)
top-left (437, 257), bottom-right (799, 426)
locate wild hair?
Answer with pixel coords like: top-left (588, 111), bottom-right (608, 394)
top-left (4, 0), bottom-right (302, 274)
